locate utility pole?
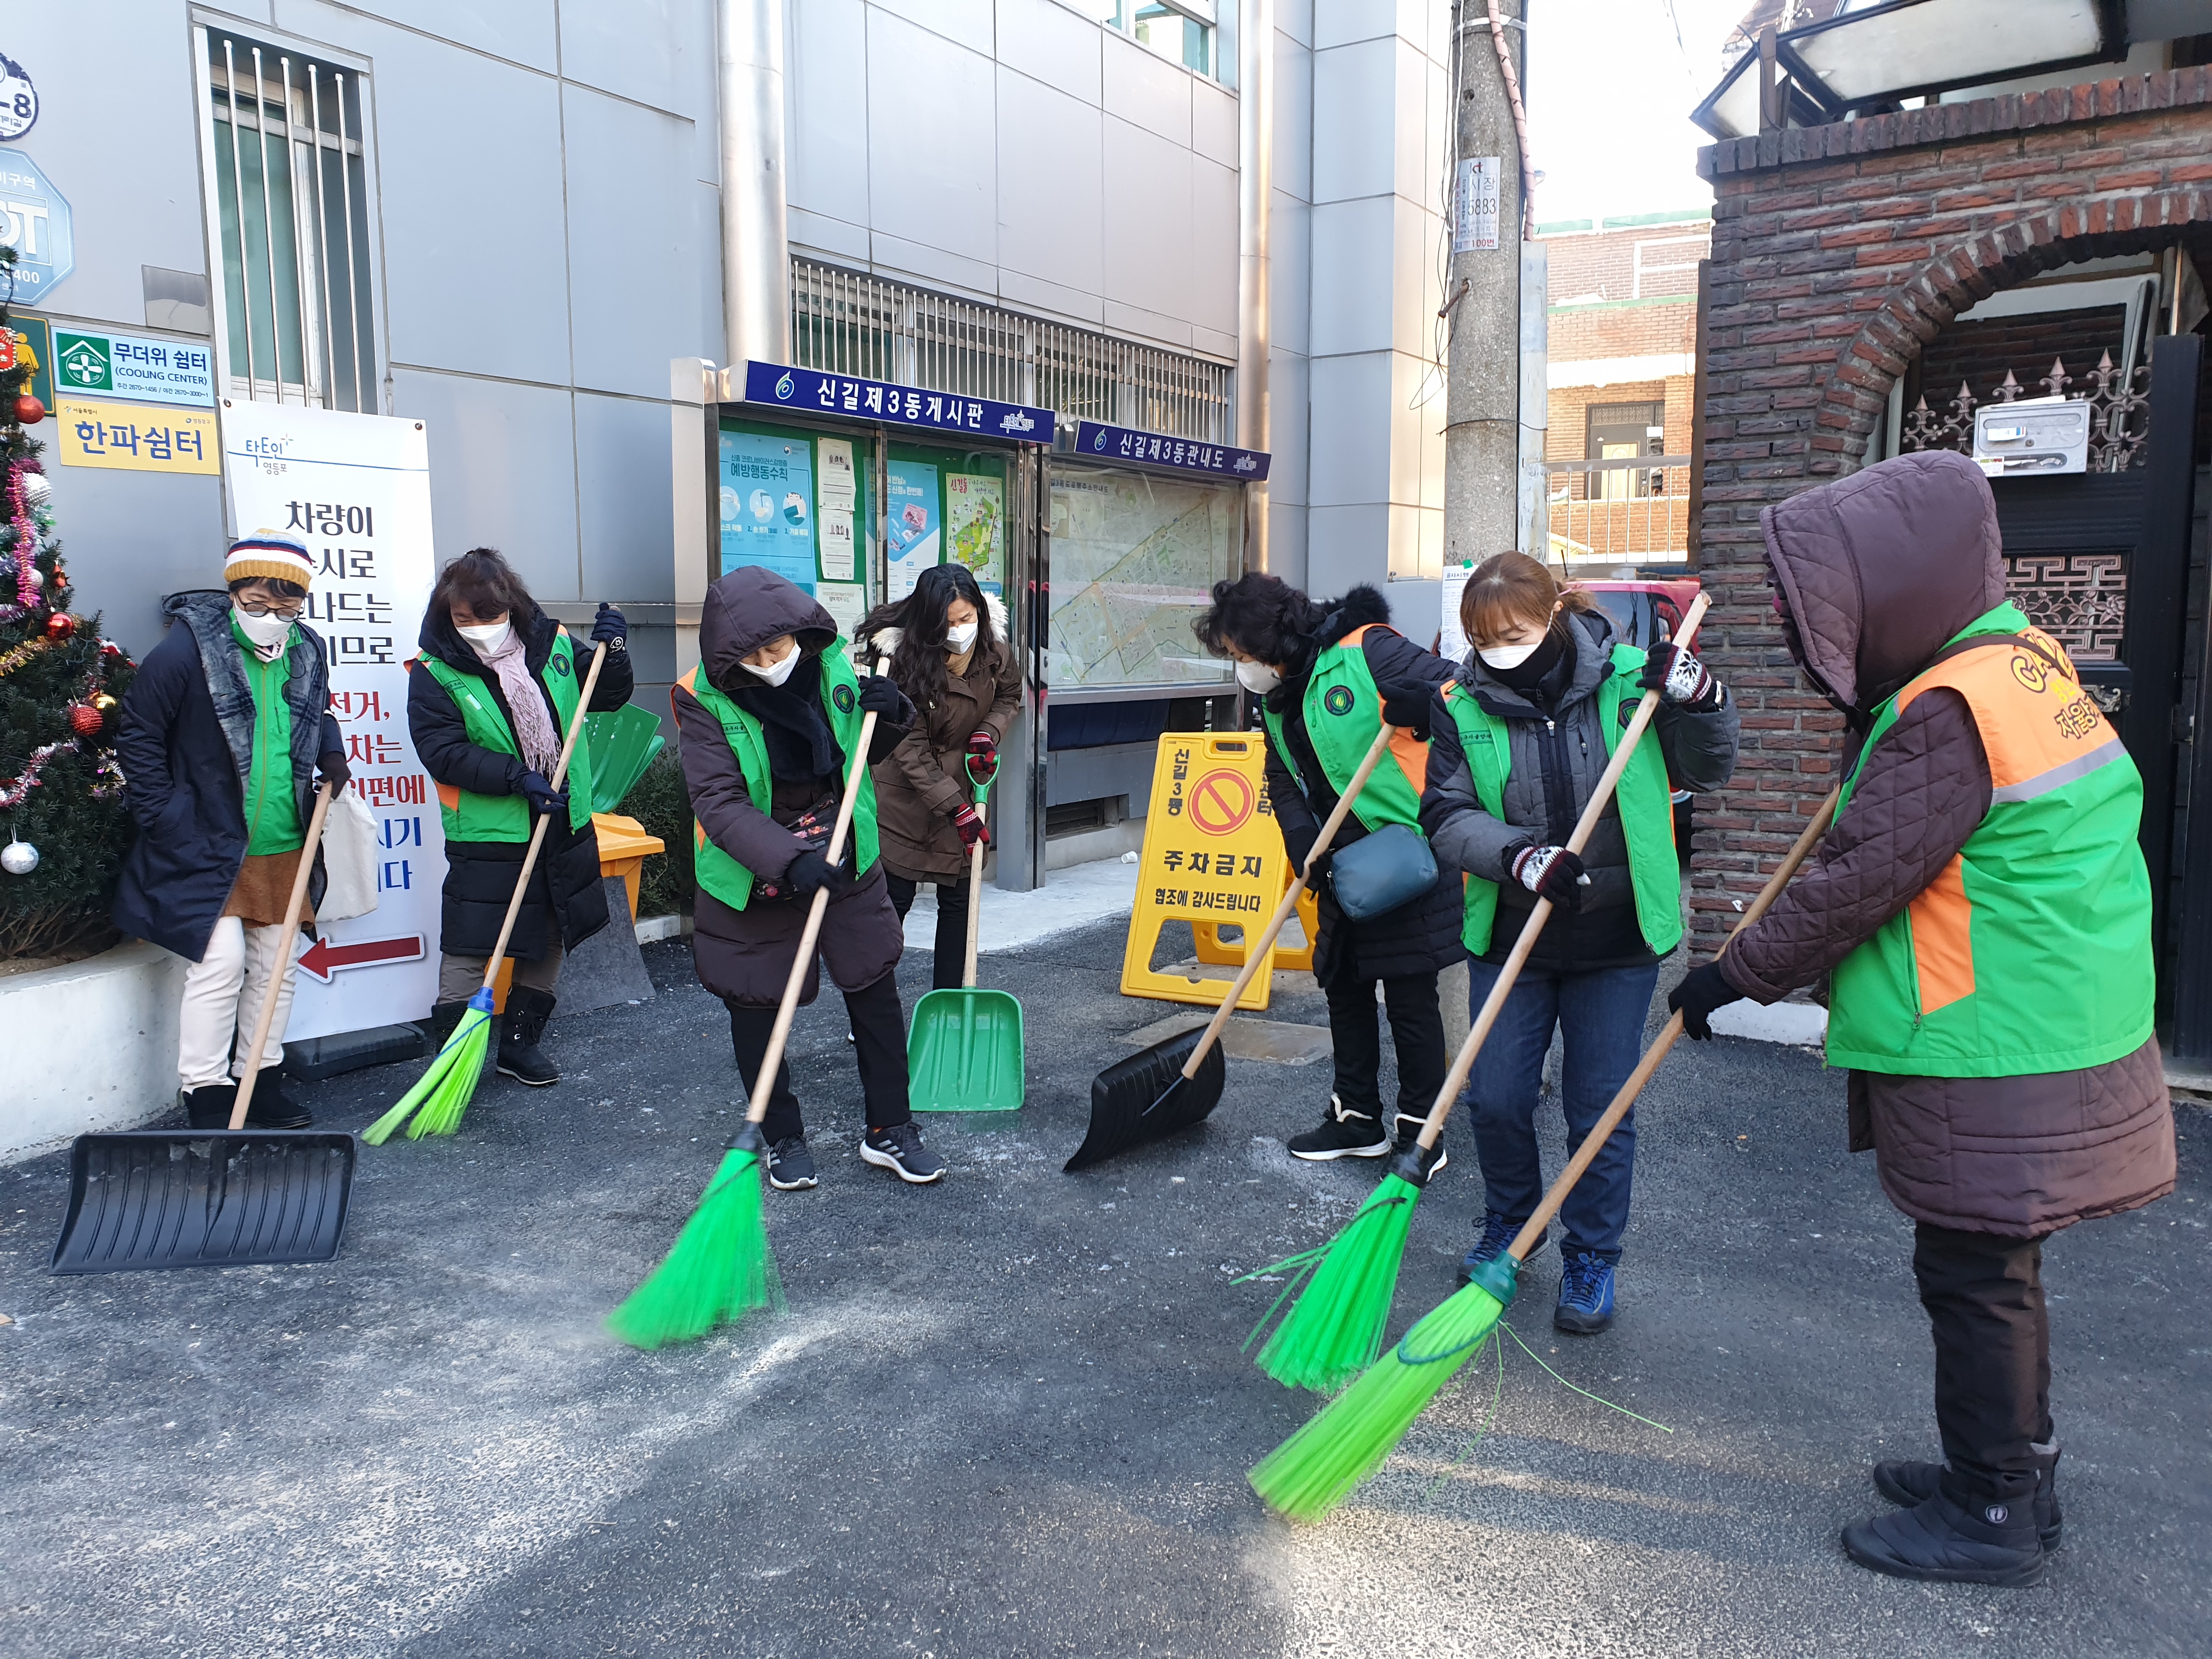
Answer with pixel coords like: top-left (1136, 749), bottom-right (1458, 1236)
top-left (1443, 0), bottom-right (1542, 571)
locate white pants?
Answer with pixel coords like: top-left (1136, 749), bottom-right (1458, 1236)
top-left (177, 917), bottom-right (298, 1091)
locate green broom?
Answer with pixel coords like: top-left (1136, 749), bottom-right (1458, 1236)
top-left (607, 650), bottom-right (888, 1350)
top-left (1245, 591), bottom-right (1712, 1394)
top-left (363, 636), bottom-right (610, 1146)
top-left (1250, 782), bottom-right (1841, 1521)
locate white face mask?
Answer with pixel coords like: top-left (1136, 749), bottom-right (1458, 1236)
top-left (457, 618), bottom-right (512, 654)
top-left (1477, 637), bottom-right (1543, 670)
top-left (740, 639), bottom-right (800, 687)
top-left (232, 605), bottom-right (294, 651)
top-left (1234, 658), bottom-right (1283, 695)
top-left (945, 620), bottom-right (979, 654)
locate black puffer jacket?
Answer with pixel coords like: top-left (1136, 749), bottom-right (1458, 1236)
top-left (407, 600), bottom-right (632, 960)
top-left (1262, 585), bottom-right (1463, 985)
top-left (1421, 605), bottom-right (1739, 969)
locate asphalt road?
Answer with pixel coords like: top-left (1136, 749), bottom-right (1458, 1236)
top-left (2, 920), bottom-right (2204, 1658)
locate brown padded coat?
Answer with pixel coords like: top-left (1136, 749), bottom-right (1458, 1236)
top-left (1718, 450), bottom-right (2174, 1239)
top-left (862, 593), bottom-right (1022, 884)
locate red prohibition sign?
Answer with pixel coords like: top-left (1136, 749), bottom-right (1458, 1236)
top-left (1188, 769), bottom-right (1256, 836)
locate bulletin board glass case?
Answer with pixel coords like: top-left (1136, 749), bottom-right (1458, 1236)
top-left (716, 415), bottom-right (876, 640)
top-left (885, 441), bottom-right (1009, 603)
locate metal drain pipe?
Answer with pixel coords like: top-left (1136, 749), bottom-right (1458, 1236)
top-left (1237, 0), bottom-right (1276, 574)
top-left (719, 0), bottom-right (791, 373)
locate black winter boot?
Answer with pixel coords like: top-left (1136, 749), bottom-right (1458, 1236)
top-left (1875, 1441), bottom-right (2062, 1548)
top-left (240, 1068), bottom-right (313, 1128)
top-left (183, 1083), bottom-right (237, 1130)
top-left (1842, 1491), bottom-right (2046, 1586)
top-left (495, 986), bottom-right (560, 1086)
top-left (422, 1000), bottom-right (470, 1053)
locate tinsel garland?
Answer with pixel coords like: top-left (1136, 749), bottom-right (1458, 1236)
top-left (0, 738), bottom-right (77, 809)
top-left (0, 634), bottom-right (49, 677)
top-left (0, 458), bottom-right (39, 623)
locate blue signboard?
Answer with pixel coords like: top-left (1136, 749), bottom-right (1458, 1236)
top-left (719, 428), bottom-right (818, 590)
top-left (0, 147), bottom-right (70, 302)
top-left (1074, 420), bottom-right (1269, 482)
top-left (742, 359), bottom-right (1051, 444)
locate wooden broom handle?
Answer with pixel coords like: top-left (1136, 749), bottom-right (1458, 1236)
top-left (747, 652), bottom-right (886, 1126)
top-left (1412, 590), bottom-right (1712, 1154)
top-left (1178, 720), bottom-right (1402, 1081)
top-left (478, 637), bottom-right (611, 989)
top-left (226, 782), bottom-right (337, 1131)
top-left (1506, 782), bottom-right (1841, 1260)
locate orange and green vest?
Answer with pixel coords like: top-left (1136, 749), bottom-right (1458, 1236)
top-left (1260, 623), bottom-right (1432, 833)
top-left (679, 638), bottom-right (878, 912)
top-left (413, 629), bottom-right (594, 841)
top-left (1826, 602), bottom-right (2153, 1077)
top-left (1442, 642), bottom-right (1682, 958)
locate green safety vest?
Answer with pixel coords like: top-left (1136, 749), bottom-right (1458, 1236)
top-left (1825, 602), bottom-right (2153, 1077)
top-left (1260, 623), bottom-right (1431, 833)
top-left (679, 640), bottom-right (878, 913)
top-left (414, 630), bottom-right (594, 842)
top-left (1443, 642), bottom-right (1681, 958)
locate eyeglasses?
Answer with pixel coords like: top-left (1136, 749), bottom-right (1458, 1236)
top-left (235, 599), bottom-right (305, 619)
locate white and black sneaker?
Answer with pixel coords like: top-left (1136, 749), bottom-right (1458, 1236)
top-left (1392, 1114), bottom-right (1448, 1180)
top-left (766, 1135), bottom-right (818, 1190)
top-left (860, 1121), bottom-right (946, 1184)
top-left (1286, 1095), bottom-right (1391, 1161)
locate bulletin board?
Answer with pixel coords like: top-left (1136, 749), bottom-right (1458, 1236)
top-left (716, 416), bottom-right (875, 639)
top-left (886, 441), bottom-right (1007, 601)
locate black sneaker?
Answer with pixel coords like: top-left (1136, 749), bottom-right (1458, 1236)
top-left (766, 1135), bottom-right (818, 1190)
top-left (1286, 1096), bottom-right (1390, 1161)
top-left (182, 1084), bottom-right (237, 1131)
top-left (1876, 1444), bottom-right (2062, 1549)
top-left (861, 1122), bottom-right (946, 1184)
top-left (1391, 1114), bottom-right (1447, 1180)
top-left (241, 1069), bottom-right (313, 1128)
top-left (1842, 1491), bottom-right (2046, 1587)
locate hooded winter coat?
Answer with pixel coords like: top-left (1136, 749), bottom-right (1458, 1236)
top-left (1262, 585), bottom-right (1463, 984)
top-left (673, 565), bottom-right (912, 1006)
top-left (1720, 449), bottom-right (2174, 1238)
top-left (112, 595), bottom-right (342, 962)
top-left (407, 598), bottom-right (631, 960)
top-left (1421, 603), bottom-right (1740, 969)
top-left (861, 592), bottom-right (1022, 883)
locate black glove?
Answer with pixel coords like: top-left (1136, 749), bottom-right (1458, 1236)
top-left (1510, 843), bottom-right (1589, 912)
top-left (315, 749), bottom-right (351, 797)
top-left (783, 848), bottom-right (848, 899)
top-left (1282, 822), bottom-right (1331, 886)
top-left (590, 602), bottom-right (628, 649)
top-left (1639, 640), bottom-right (1720, 710)
top-left (516, 769), bottom-right (569, 817)
top-left (1379, 683), bottom-right (1434, 738)
top-left (1668, 961), bottom-right (1745, 1041)
top-left (857, 674), bottom-right (909, 721)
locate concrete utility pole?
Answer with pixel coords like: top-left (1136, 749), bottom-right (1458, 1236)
top-left (1442, 0), bottom-right (1540, 570)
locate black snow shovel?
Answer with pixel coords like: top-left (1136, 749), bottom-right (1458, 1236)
top-left (1064, 722), bottom-right (1402, 1173)
top-left (52, 784), bottom-right (357, 1274)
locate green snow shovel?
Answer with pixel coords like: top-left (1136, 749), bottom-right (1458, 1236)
top-left (909, 753), bottom-right (1024, 1111)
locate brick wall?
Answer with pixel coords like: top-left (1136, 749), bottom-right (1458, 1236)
top-left (1912, 304), bottom-right (2128, 407)
top-left (1690, 67), bottom-right (2212, 961)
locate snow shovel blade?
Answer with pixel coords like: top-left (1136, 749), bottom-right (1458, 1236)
top-left (50, 1130), bottom-right (356, 1274)
top-left (1065, 1025), bottom-right (1226, 1172)
top-left (908, 986), bottom-right (1025, 1112)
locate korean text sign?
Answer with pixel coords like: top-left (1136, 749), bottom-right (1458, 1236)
top-left (58, 397), bottom-right (218, 474)
top-left (741, 359), bottom-right (1051, 444)
top-left (221, 401), bottom-right (443, 1036)
top-left (1073, 421), bottom-right (1271, 482)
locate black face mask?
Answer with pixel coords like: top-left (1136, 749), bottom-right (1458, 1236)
top-left (1482, 624), bottom-right (1567, 691)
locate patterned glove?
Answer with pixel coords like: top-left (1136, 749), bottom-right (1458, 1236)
top-left (1668, 961), bottom-right (1744, 1041)
top-left (590, 602), bottom-right (628, 650)
top-left (966, 729), bottom-right (1000, 784)
top-left (1510, 843), bottom-right (1589, 911)
top-left (952, 803), bottom-right (991, 851)
top-left (1639, 640), bottom-right (1720, 710)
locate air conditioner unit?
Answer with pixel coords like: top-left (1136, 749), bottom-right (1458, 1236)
top-left (1972, 397), bottom-right (2090, 477)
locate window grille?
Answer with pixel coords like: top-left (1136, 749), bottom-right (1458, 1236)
top-left (789, 258), bottom-right (1233, 445)
top-left (202, 26), bottom-right (377, 412)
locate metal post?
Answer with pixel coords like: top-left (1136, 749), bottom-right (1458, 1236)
top-left (222, 41), bottom-right (256, 397)
top-left (2147, 335), bottom-right (2208, 1052)
top-left (717, 0), bottom-right (792, 370)
top-left (1237, 0), bottom-right (1275, 572)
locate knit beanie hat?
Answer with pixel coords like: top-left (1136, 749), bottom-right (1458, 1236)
top-left (225, 528), bottom-right (314, 590)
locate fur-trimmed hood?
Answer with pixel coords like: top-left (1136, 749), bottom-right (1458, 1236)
top-left (860, 589), bottom-right (1008, 661)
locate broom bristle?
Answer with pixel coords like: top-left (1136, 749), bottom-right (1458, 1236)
top-left (405, 1015), bottom-right (492, 1139)
top-left (607, 1146), bottom-right (783, 1350)
top-left (1251, 1174), bottom-right (1421, 1393)
top-left (1249, 1273), bottom-right (1512, 1522)
top-left (360, 1007), bottom-right (491, 1146)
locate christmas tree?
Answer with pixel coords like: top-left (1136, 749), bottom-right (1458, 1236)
top-left (0, 244), bottom-right (137, 960)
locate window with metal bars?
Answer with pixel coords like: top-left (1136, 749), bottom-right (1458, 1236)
top-left (201, 26), bottom-right (377, 412)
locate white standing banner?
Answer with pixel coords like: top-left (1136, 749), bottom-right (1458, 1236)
top-left (220, 401), bottom-right (444, 1039)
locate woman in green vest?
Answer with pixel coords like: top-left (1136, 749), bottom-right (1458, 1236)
top-left (672, 564), bottom-right (945, 1193)
top-left (1421, 552), bottom-right (1738, 1335)
top-left (408, 548), bottom-right (630, 1086)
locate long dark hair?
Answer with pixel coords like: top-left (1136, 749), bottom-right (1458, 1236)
top-left (430, 546), bottom-right (536, 623)
top-left (859, 563), bottom-right (994, 712)
top-left (1192, 571), bottom-right (1328, 670)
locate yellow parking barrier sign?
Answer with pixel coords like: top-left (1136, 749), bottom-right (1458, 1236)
top-left (1194, 872), bottom-right (1317, 973)
top-left (1120, 733), bottom-right (1289, 1010)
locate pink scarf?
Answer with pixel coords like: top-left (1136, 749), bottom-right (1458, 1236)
top-left (476, 627), bottom-right (562, 775)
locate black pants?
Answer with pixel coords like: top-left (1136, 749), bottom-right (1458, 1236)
top-left (885, 871), bottom-right (973, 993)
top-left (1323, 969), bottom-right (1447, 1129)
top-left (726, 972), bottom-right (911, 1143)
top-left (1915, 1221), bottom-right (2053, 1508)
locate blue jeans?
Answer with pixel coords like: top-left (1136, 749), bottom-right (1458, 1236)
top-left (1463, 957), bottom-right (1661, 1262)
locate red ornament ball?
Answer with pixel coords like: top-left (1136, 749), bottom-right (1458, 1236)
top-left (69, 703), bottom-right (104, 737)
top-left (44, 611), bottom-right (75, 640)
top-left (13, 394), bottom-right (43, 426)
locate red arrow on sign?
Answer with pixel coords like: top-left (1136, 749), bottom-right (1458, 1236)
top-left (297, 934), bottom-right (426, 984)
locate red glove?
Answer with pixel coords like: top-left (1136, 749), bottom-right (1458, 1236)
top-left (952, 803), bottom-right (991, 851)
top-left (966, 729), bottom-right (999, 784)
